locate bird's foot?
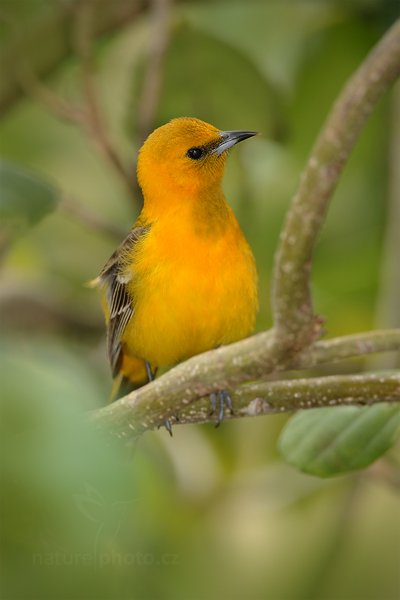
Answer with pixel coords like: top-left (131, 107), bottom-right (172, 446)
top-left (209, 390), bottom-right (233, 427)
top-left (145, 361), bottom-right (156, 382)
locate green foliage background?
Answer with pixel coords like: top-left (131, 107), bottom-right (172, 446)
top-left (1, 1), bottom-right (399, 599)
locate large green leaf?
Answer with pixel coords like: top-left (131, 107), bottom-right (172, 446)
top-left (279, 404), bottom-right (400, 478)
top-left (0, 159), bottom-right (59, 243)
top-left (0, 338), bottom-right (137, 598)
top-left (128, 22), bottom-right (286, 138)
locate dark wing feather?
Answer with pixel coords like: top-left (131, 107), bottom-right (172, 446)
top-left (98, 226), bottom-right (149, 376)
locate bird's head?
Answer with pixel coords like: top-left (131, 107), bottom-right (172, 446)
top-left (137, 117), bottom-right (257, 203)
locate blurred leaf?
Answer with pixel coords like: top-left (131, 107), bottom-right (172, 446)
top-left (0, 0), bottom-right (50, 31)
top-left (279, 404), bottom-right (400, 478)
top-left (0, 159), bottom-right (59, 245)
top-left (128, 21), bottom-right (286, 138)
top-left (0, 338), bottom-right (137, 599)
top-left (182, 0), bottom-right (345, 92)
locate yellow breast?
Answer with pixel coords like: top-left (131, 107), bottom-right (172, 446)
top-left (122, 207), bottom-right (258, 367)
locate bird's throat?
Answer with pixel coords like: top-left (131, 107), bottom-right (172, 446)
top-left (190, 188), bottom-right (231, 238)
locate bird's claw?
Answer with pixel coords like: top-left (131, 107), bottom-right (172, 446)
top-left (145, 361), bottom-right (155, 382)
top-left (209, 390), bottom-right (233, 427)
top-left (157, 413), bottom-right (180, 436)
top-left (163, 419), bottom-right (173, 437)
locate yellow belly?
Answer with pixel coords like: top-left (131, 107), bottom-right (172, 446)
top-left (122, 214), bottom-right (258, 367)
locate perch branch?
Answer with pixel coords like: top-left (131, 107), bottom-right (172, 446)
top-left (93, 372), bottom-right (400, 438)
top-left (179, 372), bottom-right (400, 426)
top-left (92, 329), bottom-right (400, 438)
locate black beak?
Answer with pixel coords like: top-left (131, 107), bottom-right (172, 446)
top-left (212, 130), bottom-right (258, 155)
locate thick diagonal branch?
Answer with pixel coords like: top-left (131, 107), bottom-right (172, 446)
top-left (272, 18), bottom-right (400, 346)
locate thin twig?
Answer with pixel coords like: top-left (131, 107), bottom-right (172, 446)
top-left (59, 195), bottom-right (126, 241)
top-left (16, 64), bottom-right (86, 124)
top-left (0, 0), bottom-right (148, 115)
top-left (72, 1), bottom-right (138, 202)
top-left (17, 61), bottom-right (138, 205)
top-left (7, 67), bottom-right (132, 243)
top-left (136, 0), bottom-right (172, 144)
top-left (6, 1), bottom-right (141, 206)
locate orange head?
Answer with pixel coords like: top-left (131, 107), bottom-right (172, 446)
top-left (137, 117), bottom-right (257, 207)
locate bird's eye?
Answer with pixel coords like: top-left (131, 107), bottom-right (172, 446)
top-left (186, 147), bottom-right (204, 160)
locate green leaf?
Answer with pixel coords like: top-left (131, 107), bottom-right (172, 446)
top-left (127, 22), bottom-right (286, 138)
top-left (279, 404), bottom-right (400, 478)
top-left (0, 159), bottom-right (59, 243)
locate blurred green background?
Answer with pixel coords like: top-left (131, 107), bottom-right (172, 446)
top-left (1, 1), bottom-right (399, 599)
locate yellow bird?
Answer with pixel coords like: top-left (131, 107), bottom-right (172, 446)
top-left (94, 117), bottom-right (258, 426)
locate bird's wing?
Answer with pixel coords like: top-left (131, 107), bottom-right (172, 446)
top-left (97, 226), bottom-right (149, 376)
